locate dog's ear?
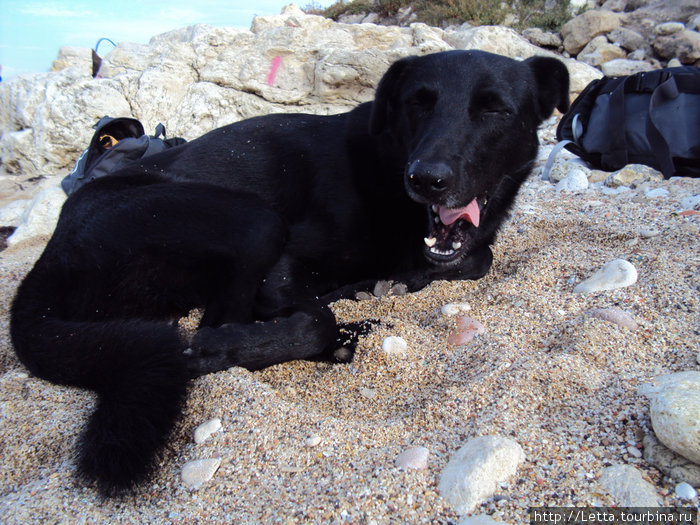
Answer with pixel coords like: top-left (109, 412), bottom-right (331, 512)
top-left (524, 56), bottom-right (571, 121)
top-left (369, 56), bottom-right (415, 135)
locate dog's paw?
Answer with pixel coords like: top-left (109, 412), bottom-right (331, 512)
top-left (332, 346), bottom-right (354, 363)
top-left (355, 281), bottom-right (408, 300)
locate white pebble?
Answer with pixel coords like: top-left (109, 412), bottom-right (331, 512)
top-left (194, 418), bottom-right (222, 444)
top-left (627, 446), bottom-right (642, 458)
top-left (305, 434), bottom-right (322, 447)
top-left (599, 465), bottom-right (661, 506)
top-left (639, 228), bottom-right (659, 238)
top-left (439, 436), bottom-right (525, 515)
top-left (574, 259), bottom-right (638, 293)
top-left (645, 188), bottom-right (669, 199)
top-left (675, 482), bottom-right (697, 500)
top-left (639, 372), bottom-right (700, 464)
top-left (442, 302), bottom-right (472, 316)
top-left (359, 387), bottom-right (377, 399)
top-left (556, 169), bottom-right (589, 193)
top-left (181, 458), bottom-right (221, 489)
top-left (679, 194), bottom-right (700, 211)
top-left (382, 336), bottom-right (408, 356)
top-left (395, 446), bottom-right (430, 470)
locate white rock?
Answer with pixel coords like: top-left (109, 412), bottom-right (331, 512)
top-left (638, 372), bottom-right (700, 464)
top-left (556, 169), bottom-right (589, 193)
top-left (547, 158), bottom-right (590, 183)
top-left (0, 199), bottom-right (30, 226)
top-left (8, 186), bottom-right (66, 246)
top-left (655, 22), bottom-right (685, 36)
top-left (443, 25), bottom-right (602, 94)
top-left (181, 458), bottom-right (221, 489)
top-left (2, 9), bottom-right (605, 180)
top-left (194, 418), bottom-right (222, 444)
top-left (359, 387), bottom-right (377, 399)
top-left (395, 446), bottom-right (429, 470)
top-left (599, 464), bottom-right (662, 506)
top-left (601, 58), bottom-right (655, 77)
top-left (574, 259), bottom-right (638, 294)
top-left (305, 434), bottom-right (322, 447)
top-left (675, 482), bottom-right (697, 500)
top-left (679, 194), bottom-right (700, 211)
top-left (643, 433), bottom-right (700, 487)
top-left (438, 435), bottom-right (525, 515)
top-left (627, 446), bottom-right (643, 458)
top-left (382, 336), bottom-right (408, 356)
top-left (645, 188), bottom-right (669, 198)
top-left (441, 302), bottom-right (472, 316)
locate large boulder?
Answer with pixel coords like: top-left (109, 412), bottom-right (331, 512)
top-left (653, 30), bottom-right (700, 64)
top-left (560, 10), bottom-right (621, 55)
top-left (0, 4), bottom-right (601, 180)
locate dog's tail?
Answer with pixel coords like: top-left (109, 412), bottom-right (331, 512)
top-left (10, 273), bottom-right (189, 496)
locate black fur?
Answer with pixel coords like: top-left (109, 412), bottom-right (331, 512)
top-left (10, 50), bottom-right (569, 495)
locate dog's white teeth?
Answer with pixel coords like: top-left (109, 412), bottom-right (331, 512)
top-left (424, 237), bottom-right (437, 248)
top-left (452, 241), bottom-right (462, 250)
top-left (430, 247), bottom-right (456, 256)
top-left (432, 205), bottom-right (438, 213)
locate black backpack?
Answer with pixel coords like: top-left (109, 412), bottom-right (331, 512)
top-left (555, 67), bottom-right (700, 179)
top-left (61, 116), bottom-right (186, 195)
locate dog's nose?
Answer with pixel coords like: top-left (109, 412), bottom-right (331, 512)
top-left (406, 161), bottom-right (453, 196)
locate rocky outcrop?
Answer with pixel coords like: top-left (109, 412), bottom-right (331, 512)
top-left (0, 5), bottom-right (602, 180)
top-left (544, 2), bottom-right (700, 74)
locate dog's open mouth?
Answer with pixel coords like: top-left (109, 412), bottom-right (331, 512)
top-left (423, 196), bottom-right (487, 264)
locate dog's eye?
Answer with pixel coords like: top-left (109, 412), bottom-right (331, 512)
top-left (406, 88), bottom-right (437, 111)
top-left (482, 108), bottom-right (511, 118)
top-left (471, 91), bottom-right (512, 120)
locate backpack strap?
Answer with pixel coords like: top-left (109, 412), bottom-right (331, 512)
top-left (602, 76), bottom-right (633, 171)
top-left (647, 71), bottom-right (700, 179)
top-left (541, 139), bottom-right (573, 181)
top-left (646, 75), bottom-right (678, 179)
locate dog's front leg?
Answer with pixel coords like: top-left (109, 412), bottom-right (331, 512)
top-left (186, 305), bottom-right (341, 375)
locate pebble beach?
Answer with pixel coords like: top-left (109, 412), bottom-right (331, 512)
top-left (0, 134), bottom-right (698, 523)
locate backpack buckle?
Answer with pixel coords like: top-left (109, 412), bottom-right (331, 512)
top-left (634, 71), bottom-right (671, 93)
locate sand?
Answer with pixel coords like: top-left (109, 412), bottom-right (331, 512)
top-left (0, 158), bottom-right (698, 523)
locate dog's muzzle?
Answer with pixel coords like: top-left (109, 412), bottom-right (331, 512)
top-left (406, 160), bottom-right (454, 203)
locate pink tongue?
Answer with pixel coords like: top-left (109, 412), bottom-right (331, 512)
top-left (438, 198), bottom-right (480, 227)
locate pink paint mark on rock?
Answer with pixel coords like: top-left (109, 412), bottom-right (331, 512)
top-left (447, 316), bottom-right (486, 345)
top-left (266, 56), bottom-right (282, 86)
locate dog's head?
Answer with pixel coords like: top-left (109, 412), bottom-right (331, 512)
top-left (370, 50), bottom-right (570, 266)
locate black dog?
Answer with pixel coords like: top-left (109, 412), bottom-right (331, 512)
top-left (10, 50), bottom-right (569, 495)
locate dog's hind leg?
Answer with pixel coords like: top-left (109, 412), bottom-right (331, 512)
top-left (187, 304), bottom-right (340, 374)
